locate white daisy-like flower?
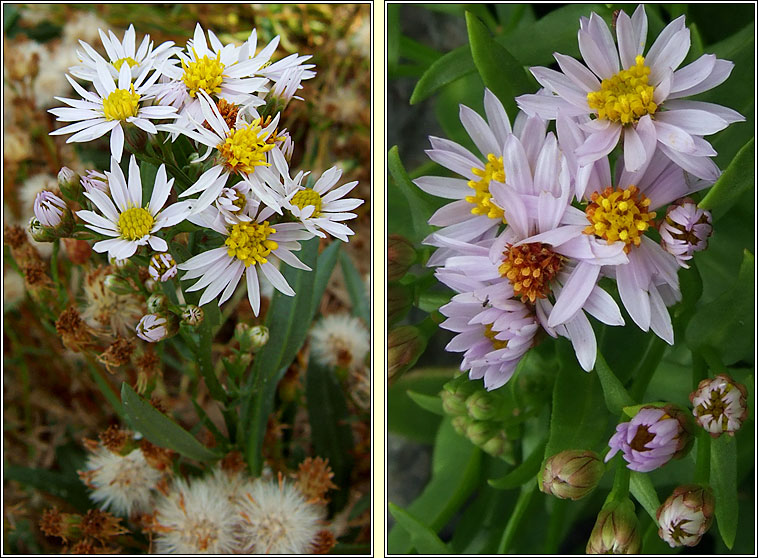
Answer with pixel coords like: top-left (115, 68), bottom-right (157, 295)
top-left (160, 91), bottom-right (285, 214)
top-left (76, 156), bottom-right (192, 260)
top-left (80, 446), bottom-right (163, 517)
top-left (69, 24), bottom-right (179, 82)
top-left (690, 374), bottom-right (748, 437)
top-left (136, 313), bottom-right (168, 343)
top-left (148, 252), bottom-right (179, 282)
top-left (516, 5), bottom-right (744, 179)
top-left (178, 204), bottom-right (313, 316)
top-left (153, 476), bottom-right (239, 554)
top-left (155, 23), bottom-right (271, 122)
top-left (310, 313), bottom-right (370, 372)
top-left (236, 478), bottom-right (324, 554)
top-left (271, 150), bottom-right (363, 242)
top-left (49, 60), bottom-right (177, 162)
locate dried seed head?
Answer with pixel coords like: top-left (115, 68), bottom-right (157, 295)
top-left (295, 457), bottom-right (337, 505)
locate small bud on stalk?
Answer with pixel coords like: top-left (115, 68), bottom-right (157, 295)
top-left (387, 283), bottom-right (413, 325)
top-left (387, 325), bottom-right (427, 381)
top-left (587, 499), bottom-right (642, 554)
top-left (235, 323), bottom-right (270, 353)
top-left (29, 217), bottom-right (57, 242)
top-left (57, 166), bottom-right (81, 200)
top-left (104, 274), bottom-right (134, 295)
top-left (148, 252), bottom-right (178, 282)
top-left (659, 198), bottom-right (713, 268)
top-left (657, 484), bottom-right (715, 548)
top-left (146, 293), bottom-right (168, 313)
top-left (690, 374), bottom-right (748, 437)
top-left (180, 305), bottom-right (204, 327)
top-left (33, 191), bottom-right (74, 237)
top-left (136, 313), bottom-right (178, 343)
top-left (465, 390), bottom-right (504, 422)
top-left (540, 450), bottom-right (604, 500)
top-left (387, 234), bottom-right (417, 281)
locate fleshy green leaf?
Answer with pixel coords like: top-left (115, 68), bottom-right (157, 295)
top-left (466, 11), bottom-right (533, 117)
top-left (711, 435), bottom-right (738, 549)
top-left (340, 251), bottom-right (370, 325)
top-left (410, 45), bottom-right (474, 105)
top-left (699, 137), bottom-right (755, 219)
top-left (305, 362), bottom-right (354, 512)
top-left (488, 437), bottom-right (547, 489)
top-left (121, 383), bottom-right (220, 462)
top-left (387, 368), bottom-right (455, 444)
top-left (595, 350), bottom-right (635, 414)
top-left (629, 471), bottom-right (661, 521)
top-left (406, 390), bottom-right (445, 416)
top-left (309, 240), bottom-right (340, 321)
top-left (4, 465), bottom-right (91, 511)
top-left (388, 503), bottom-right (451, 554)
top-left (388, 146), bottom-right (436, 242)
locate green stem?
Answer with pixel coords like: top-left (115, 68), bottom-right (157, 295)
top-left (50, 240), bottom-right (66, 306)
top-left (700, 346), bottom-right (727, 375)
top-left (84, 356), bottom-right (124, 420)
top-left (543, 498), bottom-right (568, 554)
top-left (497, 482), bottom-right (536, 553)
top-left (693, 430), bottom-right (711, 484)
top-left (197, 319), bottom-right (226, 403)
top-left (629, 336), bottom-right (666, 402)
top-left (607, 453), bottom-right (631, 503)
top-left (692, 352), bottom-right (709, 390)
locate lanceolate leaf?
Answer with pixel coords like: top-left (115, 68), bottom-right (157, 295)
top-left (630, 471), bottom-right (661, 521)
top-left (340, 251), bottom-right (370, 325)
top-left (388, 503), bottom-right (451, 554)
top-left (388, 146), bottom-right (436, 242)
top-left (595, 350), bottom-right (635, 414)
top-left (698, 137), bottom-right (755, 219)
top-left (489, 437), bottom-right (547, 489)
top-left (121, 383), bottom-right (220, 462)
top-left (711, 435), bottom-right (738, 549)
top-left (407, 390), bottom-right (445, 416)
top-left (309, 240), bottom-right (340, 321)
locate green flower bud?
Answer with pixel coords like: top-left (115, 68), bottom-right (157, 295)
top-left (541, 450), bottom-right (604, 500)
top-left (57, 166), bottom-right (81, 200)
top-left (180, 305), bottom-right (204, 327)
top-left (657, 484), bottom-right (715, 547)
top-left (28, 217), bottom-right (57, 242)
top-left (235, 323), bottom-right (269, 353)
top-left (387, 283), bottom-right (413, 326)
top-left (465, 390), bottom-right (503, 422)
top-left (451, 415), bottom-right (472, 436)
top-left (146, 293), bottom-right (168, 313)
top-left (465, 419), bottom-right (498, 447)
top-left (387, 325), bottom-right (426, 381)
top-left (587, 499), bottom-right (641, 554)
top-left (441, 389), bottom-right (468, 417)
top-left (387, 234), bottom-right (417, 281)
top-left (104, 274), bottom-right (134, 295)
top-left (480, 430), bottom-right (509, 458)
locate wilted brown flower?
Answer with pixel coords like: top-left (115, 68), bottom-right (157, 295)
top-left (139, 439), bottom-right (175, 472)
top-left (79, 509), bottom-right (128, 544)
top-left (98, 336), bottom-right (135, 373)
top-left (295, 457), bottom-right (337, 505)
top-left (99, 425), bottom-right (129, 454)
top-left (310, 529), bottom-right (337, 554)
top-left (55, 306), bottom-right (97, 352)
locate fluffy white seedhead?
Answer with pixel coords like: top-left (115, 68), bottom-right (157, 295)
top-left (84, 447), bottom-right (162, 516)
top-left (153, 476), bottom-right (239, 554)
top-left (236, 478), bottom-right (324, 554)
top-left (309, 313), bottom-right (370, 372)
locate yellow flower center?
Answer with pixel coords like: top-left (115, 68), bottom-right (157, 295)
top-left (586, 55), bottom-right (658, 124)
top-left (466, 153), bottom-right (506, 221)
top-left (113, 57), bottom-right (139, 71)
top-left (583, 185), bottom-right (655, 252)
top-left (117, 207), bottom-right (154, 240)
top-left (499, 243), bottom-right (564, 304)
top-left (216, 121), bottom-right (275, 175)
top-left (483, 323), bottom-right (508, 350)
top-left (290, 189), bottom-right (323, 217)
top-left (102, 86), bottom-right (140, 121)
top-left (181, 50), bottom-right (225, 98)
top-left (224, 221), bottom-right (278, 267)
top-left (231, 191), bottom-right (247, 210)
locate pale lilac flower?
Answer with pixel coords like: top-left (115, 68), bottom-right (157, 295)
top-left (606, 406), bottom-right (692, 472)
top-left (177, 204), bottom-right (313, 316)
top-left (33, 191), bottom-right (68, 227)
top-left (439, 284), bottom-right (538, 390)
top-left (81, 169), bottom-right (109, 194)
top-left (136, 313), bottom-right (168, 343)
top-left (148, 252), bottom-right (178, 282)
top-left (76, 156), bottom-right (192, 260)
top-left (69, 24), bottom-right (179, 82)
top-left (517, 5), bottom-right (744, 180)
top-left (657, 485), bottom-right (715, 547)
top-left (690, 374), bottom-right (748, 437)
top-left (49, 60), bottom-right (177, 162)
top-left (659, 198), bottom-right (713, 268)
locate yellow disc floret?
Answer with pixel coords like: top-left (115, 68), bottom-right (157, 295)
top-left (466, 153), bottom-right (506, 221)
top-left (113, 57), bottom-right (139, 71)
top-left (181, 50), bottom-right (225, 98)
top-left (103, 85), bottom-right (141, 121)
top-left (290, 189), bottom-right (323, 217)
top-left (583, 185), bottom-right (656, 251)
top-left (216, 121), bottom-right (275, 175)
top-left (499, 243), bottom-right (564, 304)
top-left (224, 221), bottom-right (278, 267)
top-left (587, 55), bottom-right (657, 124)
top-left (483, 324), bottom-right (508, 350)
top-left (118, 207), bottom-right (154, 240)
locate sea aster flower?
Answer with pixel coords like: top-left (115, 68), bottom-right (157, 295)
top-left (659, 198), bottom-right (713, 268)
top-left (153, 476), bottom-right (239, 554)
top-left (690, 374), bottom-right (748, 437)
top-left (309, 313), bottom-right (370, 372)
top-left (69, 24), bottom-right (178, 82)
top-left (76, 156), bottom-right (191, 260)
top-left (177, 204), bottom-right (312, 316)
top-left (148, 252), bottom-right (178, 282)
top-left (606, 405), bottom-right (693, 472)
top-left (136, 313), bottom-right (169, 343)
top-left (517, 5), bottom-right (744, 179)
top-left (160, 91), bottom-right (286, 214)
top-left (235, 478), bottom-right (324, 554)
top-left (49, 60), bottom-right (177, 162)
top-left (33, 191), bottom-right (70, 228)
top-left (657, 485), bottom-right (715, 547)
top-left (81, 169), bottom-right (109, 194)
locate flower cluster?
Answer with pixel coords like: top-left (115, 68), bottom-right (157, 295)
top-left (417, 6), bottom-right (740, 390)
top-left (42, 21), bottom-right (362, 347)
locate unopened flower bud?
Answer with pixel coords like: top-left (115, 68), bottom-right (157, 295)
top-left (104, 274), bottom-right (134, 295)
top-left (148, 252), bottom-right (178, 282)
top-left (587, 499), bottom-right (641, 554)
top-left (235, 323), bottom-right (269, 353)
top-left (33, 191), bottom-right (73, 235)
top-left (466, 390), bottom-right (503, 421)
top-left (387, 234), bottom-right (417, 281)
top-left (57, 167), bottom-right (81, 200)
top-left (465, 419), bottom-right (498, 447)
top-left (451, 415), bottom-right (472, 436)
top-left (659, 198), bottom-right (713, 268)
top-left (441, 389), bottom-right (468, 417)
top-left (541, 450), bottom-right (604, 500)
top-left (29, 217), bottom-right (57, 242)
top-left (690, 374), bottom-right (748, 437)
top-left (81, 170), bottom-right (109, 194)
top-left (388, 325), bottom-right (426, 380)
top-left (657, 484), bottom-right (715, 547)
top-left (180, 305), bottom-right (204, 327)
top-left (387, 283), bottom-right (413, 325)
top-left (146, 293), bottom-right (168, 313)
top-left (136, 313), bottom-right (177, 343)
top-left (480, 430), bottom-right (509, 458)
